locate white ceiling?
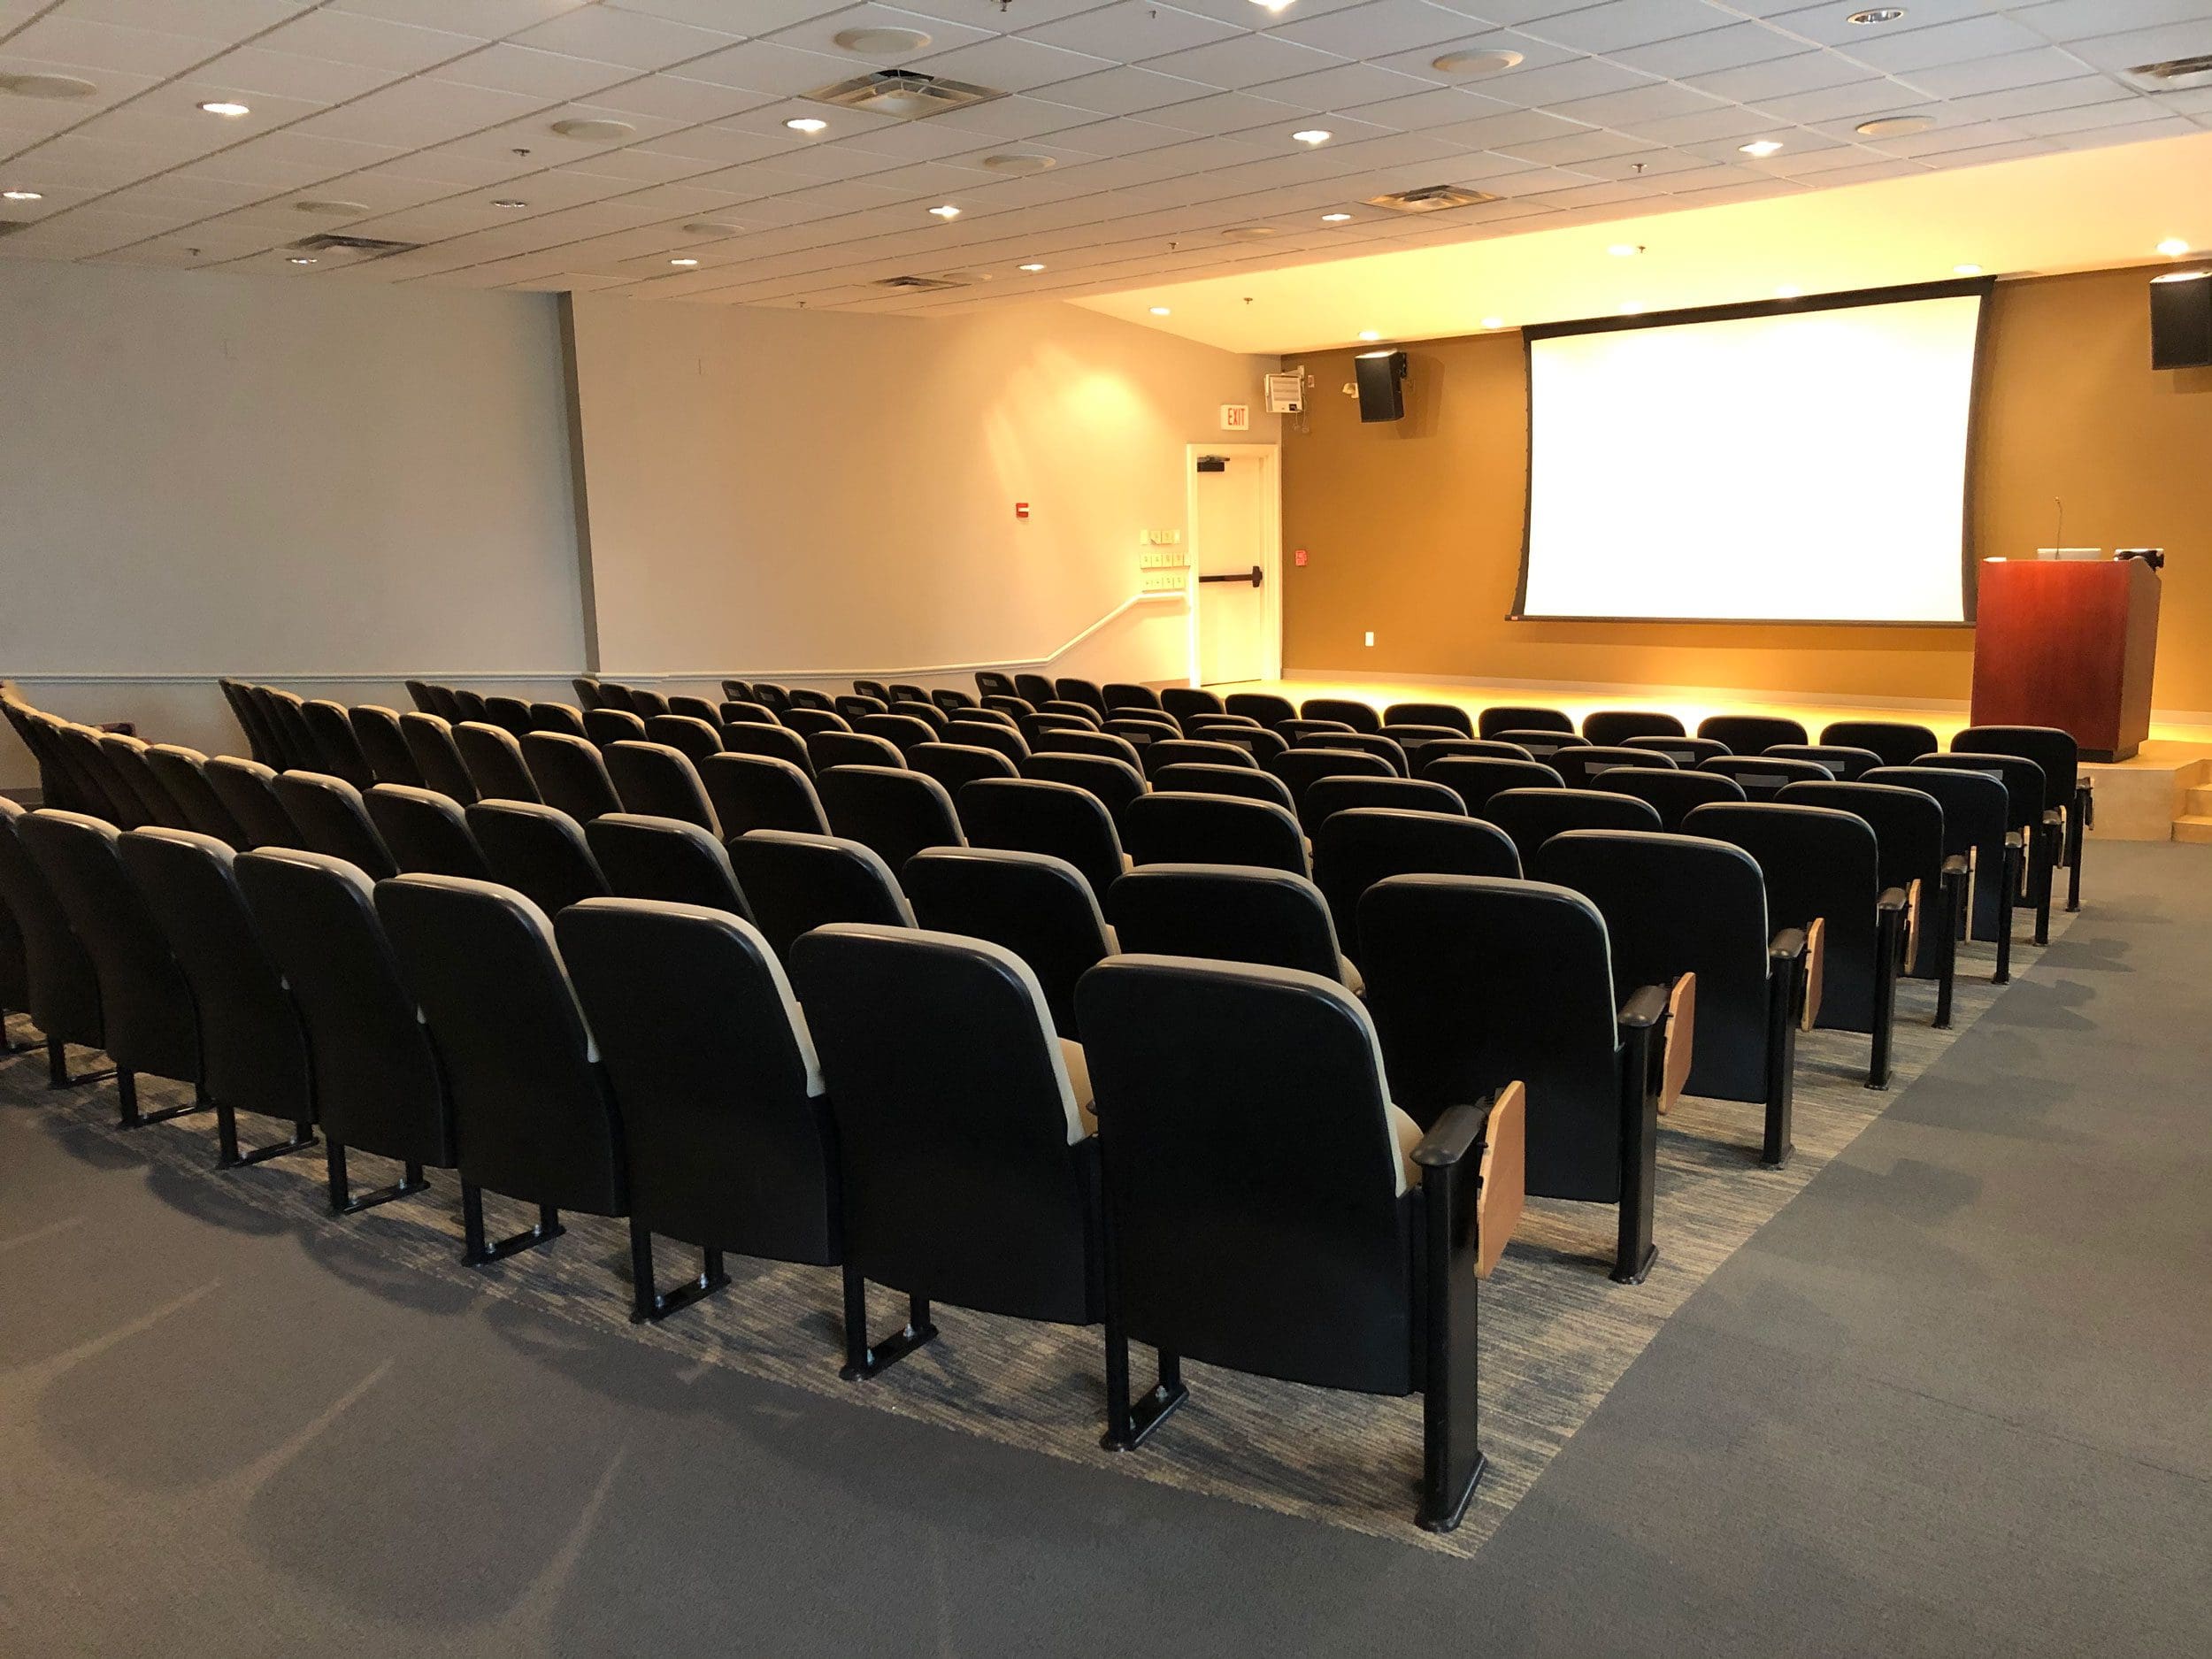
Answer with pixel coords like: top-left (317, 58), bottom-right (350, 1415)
top-left (2, 0), bottom-right (2208, 314)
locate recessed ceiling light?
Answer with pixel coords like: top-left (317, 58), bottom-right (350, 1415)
top-left (492, 198), bottom-right (527, 210)
top-left (1775, 285), bottom-right (1801, 298)
top-left (928, 204), bottom-right (960, 219)
top-left (982, 154), bottom-right (1056, 175)
top-left (293, 198), bottom-right (367, 216)
top-left (2, 188), bottom-right (42, 202)
top-left (1148, 306), bottom-right (1171, 316)
top-left (1856, 114), bottom-right (1933, 137)
top-left (550, 117), bottom-right (634, 142)
top-left (1954, 263), bottom-right (1983, 276)
top-left (1432, 49), bottom-right (1524, 75)
top-left (669, 257), bottom-right (700, 266)
top-left (833, 26), bottom-right (933, 54)
top-left (1847, 7), bottom-right (1906, 22)
top-left (287, 256), bottom-right (315, 265)
top-left (682, 220), bottom-right (743, 237)
top-left (1292, 129), bottom-right (1332, 146)
top-left (1481, 317), bottom-right (1506, 329)
top-left (1321, 211), bottom-right (1353, 223)
top-left (0, 72), bottom-right (97, 100)
top-left (1250, 1), bottom-right (1295, 12)
top-left (785, 117), bottom-right (827, 134)
top-left (1608, 242), bottom-right (1643, 257)
top-left (2157, 237), bottom-right (2191, 257)
top-left (1220, 226), bottom-right (1278, 240)
top-left (1018, 262), bottom-right (1046, 272)
top-left (199, 100), bottom-right (250, 118)
top-left (1740, 140), bottom-right (1784, 158)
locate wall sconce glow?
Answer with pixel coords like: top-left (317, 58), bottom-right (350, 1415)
top-left (1250, 1), bottom-right (1295, 12)
top-left (1619, 302), bottom-right (1645, 314)
top-left (1148, 306), bottom-right (1171, 316)
top-left (1321, 211), bottom-right (1352, 223)
top-left (928, 204), bottom-right (960, 219)
top-left (1608, 242), bottom-right (1642, 257)
top-left (1018, 262), bottom-right (1046, 272)
top-left (1740, 140), bottom-right (1784, 158)
top-left (2, 188), bottom-right (40, 201)
top-left (1357, 330), bottom-right (1381, 342)
top-left (1954, 263), bottom-right (1983, 276)
top-left (199, 100), bottom-right (250, 118)
top-left (669, 257), bottom-right (700, 266)
top-left (1482, 317), bottom-right (1505, 329)
top-left (2157, 237), bottom-right (2190, 257)
top-left (1291, 129), bottom-right (1332, 146)
top-left (785, 117), bottom-right (827, 134)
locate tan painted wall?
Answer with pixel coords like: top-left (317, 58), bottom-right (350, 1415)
top-left (568, 296), bottom-right (1278, 683)
top-left (1281, 265), bottom-right (2212, 716)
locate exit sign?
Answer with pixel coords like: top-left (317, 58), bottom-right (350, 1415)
top-left (1219, 403), bottom-right (1249, 431)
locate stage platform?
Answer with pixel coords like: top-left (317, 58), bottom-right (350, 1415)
top-left (1223, 676), bottom-right (2212, 843)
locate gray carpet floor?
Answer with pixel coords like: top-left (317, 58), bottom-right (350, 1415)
top-left (2, 841), bottom-right (2208, 1656)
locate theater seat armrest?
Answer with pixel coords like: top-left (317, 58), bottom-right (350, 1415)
top-left (1413, 1097), bottom-right (1494, 1170)
top-left (1769, 926), bottom-right (1808, 964)
top-left (2005, 830), bottom-right (2025, 850)
top-left (1878, 885), bottom-right (1909, 916)
top-left (1942, 853), bottom-right (1970, 879)
top-left (1617, 984), bottom-right (1668, 1033)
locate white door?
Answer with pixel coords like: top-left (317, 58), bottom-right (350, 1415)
top-left (1195, 453), bottom-right (1269, 686)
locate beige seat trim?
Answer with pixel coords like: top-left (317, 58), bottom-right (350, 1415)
top-left (1801, 916), bottom-right (1827, 1032)
top-left (1473, 1079), bottom-right (1525, 1279)
top-left (1662, 972), bottom-right (1696, 1115)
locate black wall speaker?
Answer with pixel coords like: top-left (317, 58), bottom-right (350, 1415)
top-left (1356, 349), bottom-right (1408, 422)
top-left (2149, 270), bottom-right (2212, 369)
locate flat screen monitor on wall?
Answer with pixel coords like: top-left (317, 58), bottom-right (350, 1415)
top-left (1515, 280), bottom-right (1992, 626)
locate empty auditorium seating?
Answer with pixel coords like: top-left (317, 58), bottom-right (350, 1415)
top-left (817, 765), bottom-right (964, 872)
top-left (790, 925), bottom-right (1098, 1381)
top-left (1151, 762), bottom-right (1297, 814)
top-left (1107, 864), bottom-right (1359, 991)
top-left (1413, 738), bottom-right (1537, 769)
top-left (1954, 725), bottom-right (2087, 913)
top-left (1551, 746), bottom-right (1676, 789)
top-left (584, 706), bottom-right (648, 748)
top-left (1076, 955), bottom-right (1520, 1528)
top-left (1312, 809), bottom-right (1521, 961)
top-left (1302, 775), bottom-right (1465, 826)
top-left (1294, 731), bottom-right (1408, 775)
top-left (302, 699), bottom-right (376, 787)
top-left (1582, 710), bottom-right (1686, 745)
top-left (1018, 753), bottom-right (1148, 829)
top-left (904, 848), bottom-right (1112, 1039)
top-left (142, 747), bottom-right (250, 848)
top-left (646, 713), bottom-right (725, 766)
top-left (1686, 802), bottom-right (1905, 1087)
top-left (1141, 737), bottom-right (1256, 778)
top-left (271, 772), bottom-right (398, 878)
top-left (1533, 830), bottom-right (1809, 1165)
top-left (605, 741), bottom-right (720, 833)
top-left (1866, 765), bottom-right (2017, 980)
top-left (1225, 692), bottom-right (1295, 728)
top-left (365, 784), bottom-right (492, 879)
top-left (349, 706), bottom-right (424, 787)
top-left (1384, 702), bottom-right (1474, 735)
top-left (808, 730), bottom-right (902, 772)
top-left (1483, 787), bottom-right (1663, 868)
top-left (1479, 705), bottom-right (1573, 739)
top-left (1698, 714), bottom-right (1809, 752)
top-left (1600, 765), bottom-right (1747, 832)
top-left (529, 702), bottom-right (590, 739)
top-left (1490, 728), bottom-right (1588, 759)
top-left (1361, 873), bottom-right (1677, 1282)
top-left (1418, 757), bottom-right (1563, 815)
top-left (1124, 791), bottom-right (1307, 877)
top-left (1624, 733), bottom-right (1730, 766)
top-left (466, 801), bottom-right (610, 917)
top-left (720, 720), bottom-right (815, 773)
top-left (1056, 677), bottom-right (1109, 715)
top-left (0, 797), bottom-right (110, 1086)
top-left (120, 829), bottom-right (319, 1161)
top-left (1909, 751), bottom-right (2051, 947)
top-left (455, 721), bottom-right (542, 804)
top-left (377, 875), bottom-right (627, 1272)
top-left (205, 757), bottom-right (308, 850)
top-left (958, 777), bottom-right (1127, 900)
top-left (522, 731), bottom-right (625, 822)
top-left (699, 753), bottom-right (830, 836)
top-left (399, 712), bottom-right (480, 803)
top-left (557, 899), bottom-right (840, 1324)
top-left (1767, 743), bottom-right (1883, 781)
top-left (726, 830), bottom-right (913, 963)
top-left (1160, 687), bottom-right (1224, 721)
top-left (1820, 720), bottom-right (1939, 772)
top-left (1697, 753), bottom-right (1834, 801)
top-left (1300, 697), bottom-right (1381, 733)
top-left (910, 742), bottom-right (1018, 795)
top-left (1782, 779), bottom-right (1960, 1025)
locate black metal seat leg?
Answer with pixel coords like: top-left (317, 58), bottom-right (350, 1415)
top-left (46, 1036), bottom-right (116, 1089)
top-left (213, 1102), bottom-right (317, 1169)
top-left (627, 1217), bottom-right (730, 1324)
top-left (117, 1071), bottom-right (211, 1130)
top-left (1100, 1318), bottom-right (1190, 1452)
top-left (2, 1012), bottom-right (32, 1055)
top-left (326, 1141), bottom-right (430, 1216)
top-left (840, 1266), bottom-right (938, 1380)
top-left (461, 1183), bottom-right (563, 1265)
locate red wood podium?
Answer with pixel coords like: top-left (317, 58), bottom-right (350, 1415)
top-left (1971, 558), bottom-right (2160, 762)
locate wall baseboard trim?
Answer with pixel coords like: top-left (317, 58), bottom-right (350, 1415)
top-left (10, 671), bottom-right (575, 687)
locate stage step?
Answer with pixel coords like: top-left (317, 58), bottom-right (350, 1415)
top-left (2188, 785), bottom-right (2212, 818)
top-left (2177, 816), bottom-right (2212, 846)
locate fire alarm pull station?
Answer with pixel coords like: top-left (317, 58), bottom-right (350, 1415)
top-left (1014, 502), bottom-right (1030, 519)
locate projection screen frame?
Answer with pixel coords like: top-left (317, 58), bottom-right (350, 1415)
top-left (1511, 276), bottom-right (1996, 627)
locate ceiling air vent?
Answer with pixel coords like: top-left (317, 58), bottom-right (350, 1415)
top-left (875, 274), bottom-right (966, 291)
top-left (1363, 184), bottom-right (1501, 214)
top-left (2123, 53), bottom-right (2212, 91)
top-left (804, 70), bottom-right (1004, 120)
top-left (289, 233), bottom-right (422, 257)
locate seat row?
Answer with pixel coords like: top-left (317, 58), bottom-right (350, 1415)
top-left (0, 801), bottom-right (1519, 1533)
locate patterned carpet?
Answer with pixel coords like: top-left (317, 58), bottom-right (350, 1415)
top-left (0, 914), bottom-right (2070, 1559)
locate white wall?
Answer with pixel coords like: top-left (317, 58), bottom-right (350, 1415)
top-left (0, 260), bottom-right (581, 787)
top-left (567, 296), bottom-right (1279, 689)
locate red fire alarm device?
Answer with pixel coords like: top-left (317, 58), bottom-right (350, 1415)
top-left (1014, 502), bottom-right (1030, 519)
top-left (1294, 548), bottom-right (1308, 567)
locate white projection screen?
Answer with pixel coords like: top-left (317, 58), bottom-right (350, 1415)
top-left (1517, 285), bottom-right (1988, 624)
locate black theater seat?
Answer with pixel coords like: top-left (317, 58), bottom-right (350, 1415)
top-left (699, 753), bottom-right (830, 836)
top-left (466, 801), bottom-right (609, 917)
top-left (587, 813), bottom-right (753, 919)
top-left (1311, 808), bottom-right (1520, 961)
top-left (522, 731), bottom-right (625, 823)
top-left (1107, 864), bottom-right (1359, 991)
top-left (905, 848), bottom-right (1113, 1039)
top-left (726, 831), bottom-right (912, 964)
top-left (1483, 787), bottom-right (1662, 869)
top-left (272, 771), bottom-right (397, 878)
top-left (0, 797), bottom-right (109, 1086)
top-left (365, 783), bottom-right (493, 879)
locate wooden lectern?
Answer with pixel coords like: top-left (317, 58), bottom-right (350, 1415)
top-left (1971, 558), bottom-right (2161, 762)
